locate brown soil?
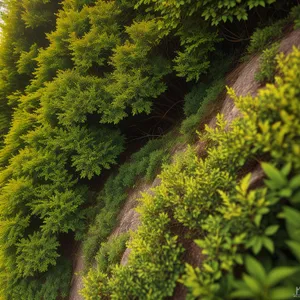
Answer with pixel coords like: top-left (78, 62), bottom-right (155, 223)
top-left (69, 244), bottom-right (84, 300)
top-left (68, 28), bottom-right (300, 299)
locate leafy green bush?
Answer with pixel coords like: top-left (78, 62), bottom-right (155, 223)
top-left (180, 114), bottom-right (202, 138)
top-left (96, 233), bottom-right (129, 273)
top-left (0, 0), bottom-right (58, 146)
top-left (255, 42), bottom-right (279, 83)
top-left (138, 0), bottom-right (278, 28)
top-left (103, 19), bottom-right (171, 123)
top-left (181, 47), bottom-right (300, 299)
top-left (108, 219), bottom-right (184, 299)
top-left (291, 5), bottom-right (300, 29)
top-left (81, 234), bottom-right (129, 299)
top-left (80, 269), bottom-right (109, 300)
top-left (69, 1), bottom-right (121, 72)
top-left (184, 83), bottom-right (209, 117)
top-left (0, 258), bottom-right (72, 300)
top-left (247, 19), bottom-right (286, 54)
top-left (181, 54), bottom-right (231, 136)
top-left (16, 232), bottom-right (59, 276)
top-left (83, 47), bottom-right (300, 299)
top-left (181, 79), bottom-right (225, 135)
top-left (231, 255), bottom-right (299, 299)
top-left (137, 0), bottom-right (280, 81)
top-left (16, 44), bottom-right (39, 76)
top-left (82, 134), bottom-right (176, 266)
top-left (173, 26), bottom-right (221, 81)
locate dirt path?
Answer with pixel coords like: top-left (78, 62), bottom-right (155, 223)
top-left (68, 28), bottom-right (300, 300)
top-left (69, 244), bottom-right (84, 300)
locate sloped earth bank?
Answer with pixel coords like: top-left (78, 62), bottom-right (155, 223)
top-left (69, 244), bottom-right (84, 300)
top-left (69, 28), bottom-right (300, 300)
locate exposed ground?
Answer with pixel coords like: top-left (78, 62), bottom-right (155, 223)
top-left (69, 28), bottom-right (300, 300)
top-left (69, 244), bottom-right (85, 300)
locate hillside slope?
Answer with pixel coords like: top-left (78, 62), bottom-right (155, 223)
top-left (71, 28), bottom-right (300, 300)
top-left (0, 1), bottom-right (299, 299)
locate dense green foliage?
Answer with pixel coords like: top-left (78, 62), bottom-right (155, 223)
top-left (82, 47), bottom-right (300, 299)
top-left (80, 233), bottom-right (129, 299)
top-left (291, 5), bottom-right (300, 29)
top-left (255, 42), bottom-right (279, 83)
top-left (247, 19), bottom-right (286, 54)
top-left (95, 233), bottom-right (129, 273)
top-left (180, 79), bottom-right (225, 136)
top-left (0, 0), bottom-right (298, 298)
top-left (82, 134), bottom-right (177, 267)
top-left (0, 0), bottom-right (59, 143)
top-left (137, 0), bottom-right (282, 81)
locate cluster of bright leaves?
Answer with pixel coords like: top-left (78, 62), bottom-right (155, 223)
top-left (81, 48), bottom-right (300, 299)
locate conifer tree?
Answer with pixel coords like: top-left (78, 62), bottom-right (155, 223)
top-left (0, 0), bottom-right (60, 145)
